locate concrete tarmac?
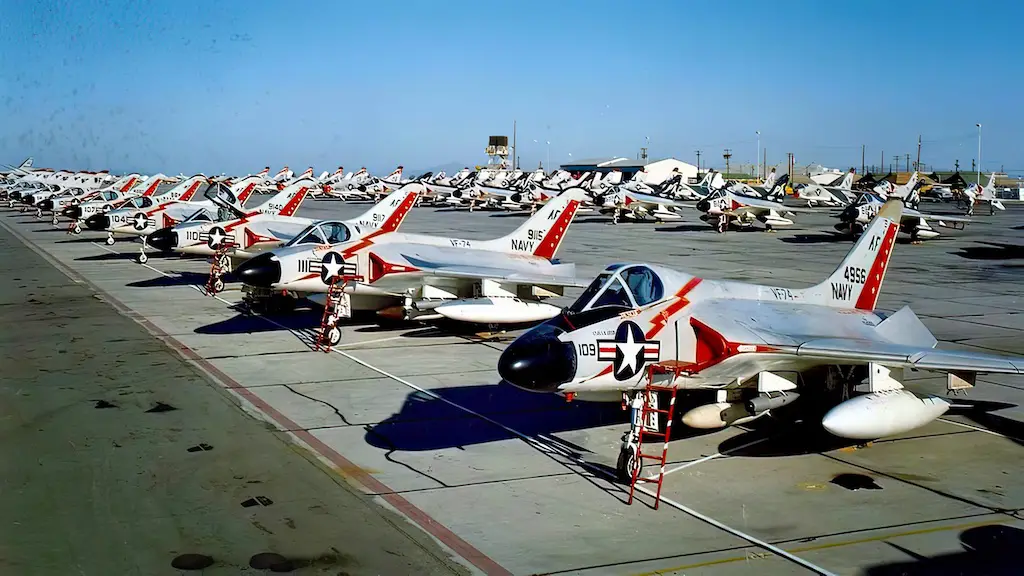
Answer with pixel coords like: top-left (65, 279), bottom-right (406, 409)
top-left (3, 194), bottom-right (1024, 576)
top-left (0, 222), bottom-right (470, 575)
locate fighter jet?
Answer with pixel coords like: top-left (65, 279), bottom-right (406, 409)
top-left (65, 174), bottom-right (173, 231)
top-left (834, 191), bottom-right (971, 242)
top-left (695, 188), bottom-right (812, 232)
top-left (84, 174), bottom-right (211, 242)
top-left (963, 173), bottom-right (1005, 215)
top-left (86, 174), bottom-right (263, 262)
top-left (234, 189), bottom-right (589, 332)
top-left (147, 182), bottom-right (422, 271)
top-left (795, 169), bottom-right (856, 207)
top-left (497, 199), bottom-right (1024, 481)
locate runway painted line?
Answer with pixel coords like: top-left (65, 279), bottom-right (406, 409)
top-left (80, 233), bottom-right (835, 575)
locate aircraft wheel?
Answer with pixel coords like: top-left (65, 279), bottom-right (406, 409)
top-left (326, 326), bottom-right (342, 347)
top-left (137, 253), bottom-right (149, 264)
top-left (616, 444), bottom-right (640, 484)
top-left (35, 209), bottom-right (42, 218)
top-left (51, 216), bottom-right (59, 226)
top-left (211, 277), bottom-right (225, 293)
top-left (105, 235), bottom-right (115, 245)
top-left (73, 224), bottom-right (82, 235)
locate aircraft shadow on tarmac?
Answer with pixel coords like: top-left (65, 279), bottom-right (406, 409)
top-left (127, 271), bottom-right (211, 288)
top-left (953, 241), bottom-right (1024, 261)
top-left (364, 383), bottom-right (630, 452)
top-left (654, 224), bottom-right (714, 233)
top-left (364, 385), bottom-right (726, 453)
top-left (863, 524), bottom-right (1022, 576)
top-left (74, 251), bottom-right (176, 262)
top-left (781, 232), bottom-right (853, 244)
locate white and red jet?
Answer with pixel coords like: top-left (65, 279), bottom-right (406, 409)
top-left (148, 181), bottom-right (422, 267)
top-left (235, 189), bottom-right (590, 328)
top-left (498, 199), bottom-right (1024, 480)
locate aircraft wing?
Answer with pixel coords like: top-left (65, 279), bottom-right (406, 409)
top-left (249, 219), bottom-right (311, 244)
top-left (689, 300), bottom-right (1024, 377)
top-left (401, 254), bottom-right (589, 288)
top-left (904, 209), bottom-right (971, 224)
top-left (731, 196), bottom-right (816, 214)
top-left (620, 190), bottom-right (688, 209)
top-left (791, 339), bottom-right (1024, 374)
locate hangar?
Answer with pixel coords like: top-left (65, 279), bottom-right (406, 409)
top-left (560, 157), bottom-right (699, 184)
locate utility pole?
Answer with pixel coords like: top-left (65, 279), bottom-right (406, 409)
top-left (915, 135), bottom-right (921, 172)
top-left (695, 150), bottom-right (702, 173)
top-left (723, 149), bottom-right (732, 177)
top-left (512, 120), bottom-right (517, 171)
top-left (755, 131), bottom-right (761, 180)
top-left (880, 150), bottom-right (884, 174)
top-left (905, 154), bottom-right (910, 173)
top-left (976, 123), bottom-right (982, 186)
top-left (763, 147), bottom-right (767, 181)
top-left (955, 159), bottom-right (959, 172)
top-left (861, 144), bottom-right (865, 174)
top-left (892, 155), bottom-right (899, 174)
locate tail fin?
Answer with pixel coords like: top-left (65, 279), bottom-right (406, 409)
top-left (299, 167), bottom-right (314, 179)
top-left (139, 173), bottom-right (168, 196)
top-left (255, 178), bottom-right (314, 216)
top-left (156, 175), bottom-right (204, 201)
top-left (272, 166), bottom-right (290, 181)
top-left (257, 167), bottom-right (270, 178)
top-left (806, 199), bottom-right (903, 310)
top-left (838, 170), bottom-right (855, 190)
top-left (232, 175), bottom-right (262, 205)
top-left (478, 188), bottom-right (587, 259)
top-left (350, 182), bottom-right (421, 231)
top-left (19, 157), bottom-right (33, 169)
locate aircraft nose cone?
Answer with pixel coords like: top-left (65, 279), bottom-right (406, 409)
top-left (37, 199), bottom-right (53, 211)
top-left (147, 227), bottom-right (177, 252)
top-left (696, 199), bottom-right (710, 212)
top-left (234, 253), bottom-right (281, 287)
top-left (509, 193), bottom-right (522, 204)
top-left (84, 214), bottom-right (109, 231)
top-left (498, 324), bottom-right (576, 392)
top-left (22, 196), bottom-right (36, 205)
top-left (64, 205), bottom-right (82, 219)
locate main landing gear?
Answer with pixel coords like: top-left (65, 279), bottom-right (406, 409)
top-left (137, 236), bottom-right (149, 264)
top-left (105, 232), bottom-right (115, 246)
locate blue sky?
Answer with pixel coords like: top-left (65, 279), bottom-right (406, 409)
top-left (2, 0), bottom-right (1021, 176)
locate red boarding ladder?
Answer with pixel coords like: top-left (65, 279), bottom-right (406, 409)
top-left (627, 365), bottom-right (680, 510)
top-left (314, 275), bottom-right (361, 352)
top-left (205, 243), bottom-right (235, 295)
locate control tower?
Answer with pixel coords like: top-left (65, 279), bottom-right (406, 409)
top-left (486, 136), bottom-right (510, 169)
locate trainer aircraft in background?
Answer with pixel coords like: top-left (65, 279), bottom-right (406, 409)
top-left (497, 199), bottom-right (1024, 481)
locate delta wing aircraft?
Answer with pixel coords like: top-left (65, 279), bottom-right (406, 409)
top-left (84, 174), bottom-right (211, 241)
top-left (497, 199), bottom-right (1024, 481)
top-left (39, 173), bottom-right (142, 223)
top-left (147, 182), bottom-right (422, 276)
top-left (234, 189), bottom-right (589, 334)
top-left (66, 174), bottom-right (172, 230)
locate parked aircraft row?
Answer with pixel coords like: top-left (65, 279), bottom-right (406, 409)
top-left (5, 156), bottom-right (1022, 483)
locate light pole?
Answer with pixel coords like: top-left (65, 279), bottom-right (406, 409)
top-left (755, 131), bottom-right (761, 180)
top-left (533, 139), bottom-right (551, 171)
top-left (976, 123), bottom-right (982, 186)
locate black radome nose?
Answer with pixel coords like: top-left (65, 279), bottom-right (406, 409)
top-left (37, 199), bottom-right (53, 211)
top-left (234, 253), bottom-right (281, 287)
top-left (510, 193), bottom-right (522, 204)
top-left (64, 205), bottom-right (82, 219)
top-left (696, 199), bottom-right (710, 212)
top-left (84, 214), bottom-right (109, 231)
top-left (498, 325), bottom-right (577, 392)
top-left (22, 195), bottom-right (36, 205)
top-left (147, 227), bottom-right (178, 252)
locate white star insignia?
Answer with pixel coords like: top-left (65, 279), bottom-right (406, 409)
top-left (322, 252), bottom-right (344, 281)
top-left (614, 327), bottom-right (646, 377)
